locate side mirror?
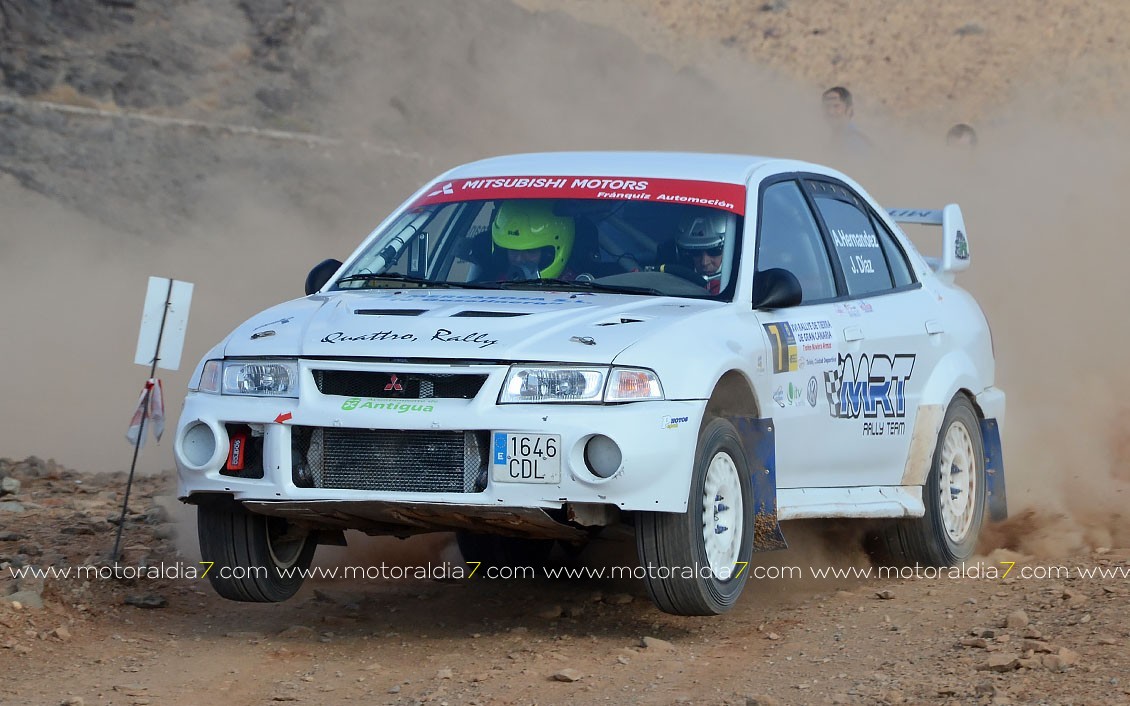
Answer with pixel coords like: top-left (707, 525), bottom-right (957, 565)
top-left (751, 268), bottom-right (802, 310)
top-left (305, 258), bottom-right (343, 295)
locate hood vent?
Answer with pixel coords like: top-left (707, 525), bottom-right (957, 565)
top-left (596, 317), bottom-right (645, 326)
top-left (450, 311), bottom-right (528, 318)
top-left (354, 309), bottom-right (428, 316)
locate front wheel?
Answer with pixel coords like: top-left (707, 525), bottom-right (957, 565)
top-left (636, 417), bottom-right (754, 615)
top-left (867, 395), bottom-right (986, 566)
top-left (197, 501), bottom-right (317, 602)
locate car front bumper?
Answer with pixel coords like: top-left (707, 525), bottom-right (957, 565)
top-left (174, 363), bottom-right (705, 519)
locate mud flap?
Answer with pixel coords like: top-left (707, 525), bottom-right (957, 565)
top-left (981, 418), bottom-right (1008, 522)
top-left (729, 415), bottom-right (788, 551)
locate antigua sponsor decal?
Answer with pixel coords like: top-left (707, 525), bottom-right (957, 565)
top-left (341, 398), bottom-right (435, 414)
top-left (824, 353), bottom-right (915, 421)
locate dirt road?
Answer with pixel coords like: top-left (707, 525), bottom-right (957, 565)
top-left (2, 460), bottom-right (1129, 706)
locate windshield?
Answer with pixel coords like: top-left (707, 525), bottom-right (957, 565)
top-left (333, 176), bottom-right (746, 300)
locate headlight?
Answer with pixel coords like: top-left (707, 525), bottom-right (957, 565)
top-left (499, 366), bottom-right (663, 404)
top-left (220, 359), bottom-right (300, 397)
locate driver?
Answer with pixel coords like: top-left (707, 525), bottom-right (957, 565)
top-left (676, 213), bottom-right (728, 294)
top-left (491, 200), bottom-right (576, 280)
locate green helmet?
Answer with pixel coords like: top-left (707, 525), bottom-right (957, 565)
top-left (491, 200), bottom-right (575, 279)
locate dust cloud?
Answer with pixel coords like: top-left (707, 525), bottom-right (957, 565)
top-left (1, 0), bottom-right (1127, 567)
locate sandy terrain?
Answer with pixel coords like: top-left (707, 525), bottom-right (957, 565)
top-left (3, 1), bottom-right (1130, 704)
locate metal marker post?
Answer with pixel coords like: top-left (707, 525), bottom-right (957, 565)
top-left (111, 277), bottom-right (193, 562)
top-left (111, 279), bottom-right (173, 562)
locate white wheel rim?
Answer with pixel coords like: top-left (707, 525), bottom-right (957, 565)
top-left (939, 419), bottom-right (977, 543)
top-left (701, 451), bottom-right (743, 579)
top-left (266, 518), bottom-right (307, 569)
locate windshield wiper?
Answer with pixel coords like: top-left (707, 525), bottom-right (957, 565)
top-left (497, 278), bottom-right (661, 296)
top-left (334, 273), bottom-right (482, 289)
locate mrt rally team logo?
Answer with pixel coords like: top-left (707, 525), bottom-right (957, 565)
top-left (824, 353), bottom-right (915, 419)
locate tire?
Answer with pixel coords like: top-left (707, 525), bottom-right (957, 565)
top-left (867, 395), bottom-right (986, 566)
top-left (197, 501), bottom-right (317, 602)
top-left (455, 531), bottom-right (555, 569)
top-left (636, 417), bottom-right (754, 616)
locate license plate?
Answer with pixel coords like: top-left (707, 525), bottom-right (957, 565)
top-left (491, 433), bottom-right (561, 484)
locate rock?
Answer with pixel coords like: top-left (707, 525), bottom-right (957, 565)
top-left (61, 698), bottom-right (85, 706)
top-left (5, 590), bottom-right (44, 609)
top-left (387, 685), bottom-right (400, 694)
top-left (123, 594), bottom-right (167, 609)
top-left (537, 605), bottom-right (563, 619)
top-left (1041, 647), bottom-right (1080, 672)
top-left (876, 589), bottom-right (896, 600)
top-left (53, 626), bottom-right (71, 641)
top-left (551, 668), bottom-right (583, 682)
top-left (0, 502), bottom-right (26, 514)
top-left (1062, 588), bottom-right (1087, 607)
top-left (744, 696), bottom-right (782, 706)
top-left (277, 625), bottom-right (316, 639)
top-left (640, 636), bottom-right (675, 651)
top-left (1021, 639), bottom-right (1053, 653)
top-left (978, 653), bottom-right (1020, 672)
top-left (0, 476), bottom-right (20, 495)
top-left (961, 637), bottom-right (990, 649)
top-left (436, 668), bottom-right (453, 679)
top-left (605, 593), bottom-right (633, 605)
top-left (1004, 610), bottom-right (1029, 628)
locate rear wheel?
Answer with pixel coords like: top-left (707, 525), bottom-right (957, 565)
top-left (867, 395), bottom-right (985, 566)
top-left (636, 418), bottom-right (754, 615)
top-left (197, 501), bottom-right (316, 602)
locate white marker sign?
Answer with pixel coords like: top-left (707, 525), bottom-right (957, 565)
top-left (134, 276), bottom-right (194, 371)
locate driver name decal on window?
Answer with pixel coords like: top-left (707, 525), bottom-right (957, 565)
top-left (411, 176), bottom-right (746, 215)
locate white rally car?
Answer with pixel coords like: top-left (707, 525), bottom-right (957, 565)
top-left (174, 152), bottom-right (1006, 615)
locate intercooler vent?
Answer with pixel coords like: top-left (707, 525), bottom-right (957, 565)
top-left (313, 370), bottom-right (487, 399)
top-left (292, 427), bottom-right (488, 493)
top-left (354, 309), bottom-right (428, 316)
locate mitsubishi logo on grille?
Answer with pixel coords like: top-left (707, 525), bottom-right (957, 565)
top-left (384, 374), bottom-right (404, 392)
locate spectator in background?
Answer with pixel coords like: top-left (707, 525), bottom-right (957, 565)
top-left (822, 86), bottom-right (874, 156)
top-left (946, 123), bottom-right (978, 149)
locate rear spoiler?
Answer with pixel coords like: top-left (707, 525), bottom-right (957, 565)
top-left (887, 204), bottom-right (970, 276)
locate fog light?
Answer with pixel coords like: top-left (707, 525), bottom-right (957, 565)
top-left (584, 434), bottom-right (622, 478)
top-left (180, 421), bottom-right (219, 469)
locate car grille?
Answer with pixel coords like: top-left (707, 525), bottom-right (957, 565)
top-left (312, 370), bottom-right (488, 399)
top-left (292, 427), bottom-right (488, 493)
